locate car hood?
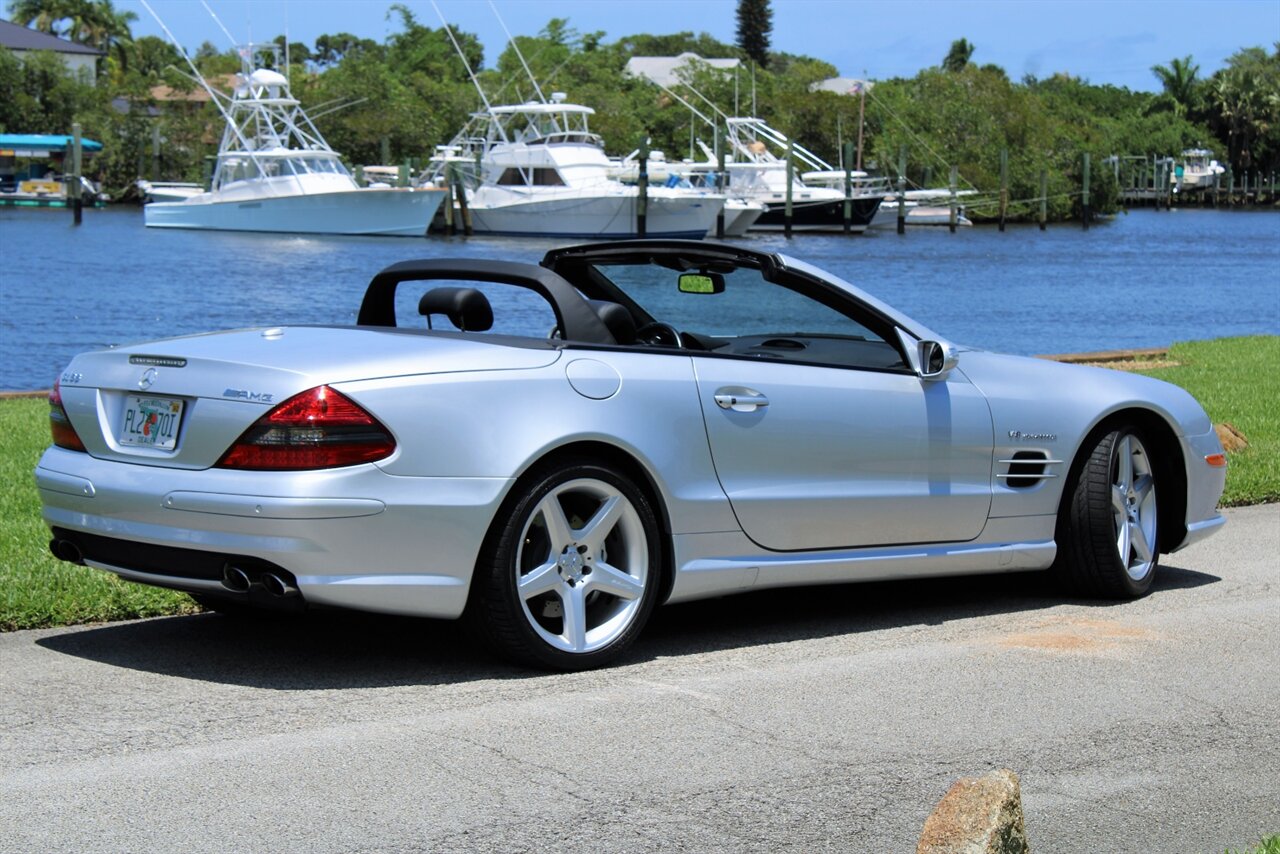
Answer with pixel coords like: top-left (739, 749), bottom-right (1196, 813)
top-left (61, 325), bottom-right (562, 403)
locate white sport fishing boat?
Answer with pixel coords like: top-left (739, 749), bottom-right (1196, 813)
top-left (433, 97), bottom-right (725, 239)
top-left (611, 150), bottom-right (766, 237)
top-left (1174, 148), bottom-right (1226, 192)
top-left (144, 44), bottom-right (444, 236)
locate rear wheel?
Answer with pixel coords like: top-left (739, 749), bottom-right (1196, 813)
top-left (469, 459), bottom-right (661, 670)
top-left (1055, 426), bottom-right (1160, 598)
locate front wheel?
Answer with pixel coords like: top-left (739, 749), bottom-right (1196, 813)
top-left (1054, 426), bottom-right (1160, 598)
top-left (469, 459), bottom-right (662, 670)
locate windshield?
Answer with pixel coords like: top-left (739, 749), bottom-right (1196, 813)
top-left (588, 262), bottom-right (885, 342)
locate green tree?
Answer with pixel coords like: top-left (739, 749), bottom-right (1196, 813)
top-left (1150, 55), bottom-right (1200, 115)
top-left (1205, 46), bottom-right (1280, 170)
top-left (942, 38), bottom-right (975, 72)
top-left (735, 0), bottom-right (771, 68)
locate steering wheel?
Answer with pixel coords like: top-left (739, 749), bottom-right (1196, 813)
top-left (635, 321), bottom-right (684, 348)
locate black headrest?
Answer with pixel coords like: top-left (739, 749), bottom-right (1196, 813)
top-left (587, 300), bottom-right (637, 345)
top-left (418, 287), bottom-right (493, 332)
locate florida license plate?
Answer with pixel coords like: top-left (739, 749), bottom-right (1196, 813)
top-left (119, 395), bottom-right (184, 450)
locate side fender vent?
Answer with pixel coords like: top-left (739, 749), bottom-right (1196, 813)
top-left (998, 451), bottom-right (1062, 489)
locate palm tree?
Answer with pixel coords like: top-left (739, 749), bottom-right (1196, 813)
top-left (1151, 55), bottom-right (1200, 114)
top-left (7, 0), bottom-right (76, 34)
top-left (942, 38), bottom-right (975, 73)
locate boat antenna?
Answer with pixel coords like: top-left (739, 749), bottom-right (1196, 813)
top-left (430, 1), bottom-right (495, 116)
top-left (139, 0), bottom-right (257, 155)
top-left (488, 0), bottom-right (545, 103)
top-left (283, 0), bottom-right (290, 86)
top-left (199, 0), bottom-right (238, 50)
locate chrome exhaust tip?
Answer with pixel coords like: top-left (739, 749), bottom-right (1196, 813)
top-left (49, 538), bottom-right (84, 565)
top-left (262, 572), bottom-right (298, 598)
top-left (222, 564), bottom-right (252, 593)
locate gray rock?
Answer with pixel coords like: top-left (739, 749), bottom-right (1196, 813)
top-left (917, 768), bottom-right (1030, 854)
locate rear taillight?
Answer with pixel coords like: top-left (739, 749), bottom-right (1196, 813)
top-left (49, 379), bottom-right (86, 452)
top-left (216, 385), bottom-right (395, 470)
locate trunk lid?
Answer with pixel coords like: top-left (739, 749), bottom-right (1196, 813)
top-left (56, 325), bottom-right (560, 469)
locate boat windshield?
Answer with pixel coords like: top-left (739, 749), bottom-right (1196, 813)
top-left (216, 154), bottom-right (350, 184)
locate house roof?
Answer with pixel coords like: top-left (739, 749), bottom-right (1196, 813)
top-left (625, 53), bottom-right (741, 88)
top-left (0, 19), bottom-right (103, 55)
top-left (810, 77), bottom-right (874, 96)
top-left (149, 75), bottom-right (237, 103)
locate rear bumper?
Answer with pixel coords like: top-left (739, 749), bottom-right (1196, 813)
top-left (36, 447), bottom-right (512, 619)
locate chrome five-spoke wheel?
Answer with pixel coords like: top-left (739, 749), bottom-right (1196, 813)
top-left (516, 478), bottom-right (650, 654)
top-left (1055, 425), bottom-right (1161, 598)
top-left (471, 459), bottom-right (661, 670)
top-left (1111, 433), bottom-right (1158, 583)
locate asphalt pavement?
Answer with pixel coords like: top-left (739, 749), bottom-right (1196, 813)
top-left (2, 504), bottom-right (1277, 853)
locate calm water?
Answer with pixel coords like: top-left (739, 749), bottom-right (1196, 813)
top-left (1, 206), bottom-right (1277, 391)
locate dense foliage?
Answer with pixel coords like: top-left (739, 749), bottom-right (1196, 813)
top-left (2, 0), bottom-right (1277, 220)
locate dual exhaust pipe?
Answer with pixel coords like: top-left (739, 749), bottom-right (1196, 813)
top-left (50, 538), bottom-right (84, 565)
top-left (221, 564), bottom-right (298, 598)
top-left (47, 538), bottom-right (297, 599)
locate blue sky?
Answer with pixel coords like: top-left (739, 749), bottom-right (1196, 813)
top-left (130, 0), bottom-right (1280, 92)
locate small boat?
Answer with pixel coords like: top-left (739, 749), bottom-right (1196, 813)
top-left (1174, 149), bottom-right (1225, 192)
top-left (144, 44), bottom-right (444, 236)
top-left (135, 179), bottom-right (204, 204)
top-left (612, 151), bottom-right (766, 237)
top-left (717, 118), bottom-right (884, 233)
top-left (0, 133), bottom-right (108, 208)
top-left (430, 97), bottom-right (725, 239)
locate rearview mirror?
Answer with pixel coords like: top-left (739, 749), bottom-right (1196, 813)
top-left (678, 272), bottom-right (725, 294)
top-left (918, 340), bottom-right (959, 380)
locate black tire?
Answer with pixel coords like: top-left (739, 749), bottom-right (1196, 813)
top-left (467, 458), bottom-right (662, 671)
top-left (1054, 425), bottom-right (1160, 598)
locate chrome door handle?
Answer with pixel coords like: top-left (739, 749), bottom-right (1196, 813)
top-left (714, 389), bottom-right (770, 411)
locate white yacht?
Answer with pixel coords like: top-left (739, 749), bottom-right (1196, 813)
top-left (145, 46), bottom-right (444, 237)
top-left (135, 180), bottom-right (204, 204)
top-left (611, 151), bottom-right (766, 237)
top-left (1175, 149), bottom-right (1226, 192)
top-left (711, 118), bottom-right (885, 233)
top-left (433, 98), bottom-right (724, 239)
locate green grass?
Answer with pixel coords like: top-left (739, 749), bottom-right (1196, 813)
top-left (1136, 336), bottom-right (1280, 506)
top-left (0, 397), bottom-right (198, 631)
top-left (1227, 834), bottom-right (1280, 854)
top-left (1, 334), bottom-right (1276, 631)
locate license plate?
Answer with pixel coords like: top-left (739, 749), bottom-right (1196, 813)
top-left (119, 395), bottom-right (184, 450)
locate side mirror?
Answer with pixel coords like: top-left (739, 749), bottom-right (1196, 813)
top-left (678, 272), bottom-right (725, 294)
top-left (918, 340), bottom-right (959, 380)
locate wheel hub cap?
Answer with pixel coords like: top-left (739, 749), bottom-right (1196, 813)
top-left (557, 548), bottom-right (587, 584)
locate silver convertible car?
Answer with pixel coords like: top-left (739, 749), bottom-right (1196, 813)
top-left (37, 241), bottom-right (1227, 669)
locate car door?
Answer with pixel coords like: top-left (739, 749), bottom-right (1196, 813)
top-left (694, 354), bottom-right (993, 551)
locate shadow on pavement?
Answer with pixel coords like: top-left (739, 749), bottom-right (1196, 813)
top-left (36, 564), bottom-right (1218, 688)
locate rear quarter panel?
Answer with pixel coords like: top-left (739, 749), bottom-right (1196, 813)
top-left (336, 349), bottom-right (740, 536)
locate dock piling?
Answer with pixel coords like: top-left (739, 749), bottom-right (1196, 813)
top-left (637, 139), bottom-right (649, 237)
top-left (842, 141), bottom-right (853, 234)
top-left (784, 139), bottom-right (794, 238)
top-left (1081, 152), bottom-right (1090, 230)
top-left (715, 127), bottom-right (726, 239)
top-left (896, 145), bottom-right (906, 235)
top-left (998, 147), bottom-right (1008, 232)
top-left (948, 166), bottom-right (958, 233)
top-left (1039, 169), bottom-right (1048, 231)
top-left (70, 122), bottom-right (83, 226)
